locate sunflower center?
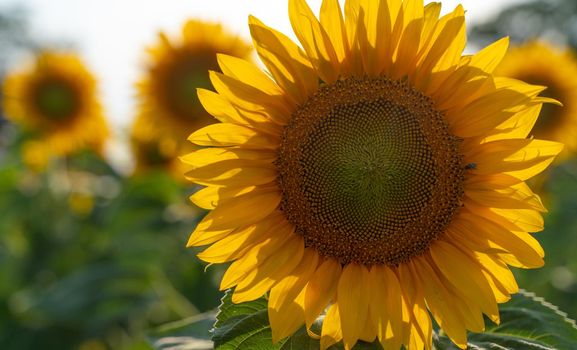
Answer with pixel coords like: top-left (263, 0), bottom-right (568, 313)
top-left (277, 77), bottom-right (465, 266)
top-left (34, 79), bottom-right (79, 121)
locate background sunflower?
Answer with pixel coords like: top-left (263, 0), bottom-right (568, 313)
top-left (2, 51), bottom-right (109, 166)
top-left (131, 20), bottom-right (252, 177)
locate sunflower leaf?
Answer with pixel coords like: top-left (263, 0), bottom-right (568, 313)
top-left (148, 312), bottom-right (215, 350)
top-left (433, 290), bottom-right (577, 350)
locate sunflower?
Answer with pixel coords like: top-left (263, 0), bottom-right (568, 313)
top-left (2, 51), bottom-right (109, 161)
top-left (135, 20), bottom-right (252, 149)
top-left (183, 1), bottom-right (563, 349)
top-left (496, 41), bottom-right (577, 158)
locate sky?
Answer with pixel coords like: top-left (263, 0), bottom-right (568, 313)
top-left (0, 0), bottom-right (527, 167)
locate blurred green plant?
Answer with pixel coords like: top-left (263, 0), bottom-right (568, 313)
top-left (0, 129), bottom-right (222, 350)
top-left (470, 0), bottom-right (577, 49)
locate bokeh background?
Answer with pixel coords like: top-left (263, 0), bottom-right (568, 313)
top-left (0, 0), bottom-right (576, 349)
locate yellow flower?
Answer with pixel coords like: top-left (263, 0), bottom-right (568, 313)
top-left (496, 41), bottom-right (577, 158)
top-left (184, 1), bottom-right (563, 349)
top-left (134, 20), bottom-right (252, 156)
top-left (3, 51), bottom-right (109, 160)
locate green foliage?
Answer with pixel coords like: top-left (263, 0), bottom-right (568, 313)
top-left (0, 132), bottom-right (222, 350)
top-left (469, 0), bottom-right (577, 49)
top-left (151, 290), bottom-right (577, 350)
top-left (148, 313), bottom-right (214, 350)
top-left (434, 290), bottom-right (577, 349)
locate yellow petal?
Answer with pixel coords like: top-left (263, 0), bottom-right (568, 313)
top-left (219, 217), bottom-right (293, 290)
top-left (320, 0), bottom-right (349, 66)
top-left (181, 147), bottom-right (276, 169)
top-left (197, 89), bottom-right (285, 136)
top-left (485, 103), bottom-right (541, 142)
top-left (338, 263), bottom-right (370, 350)
top-left (430, 241), bottom-right (499, 321)
top-left (467, 139), bottom-right (564, 180)
top-left (187, 227), bottom-right (232, 247)
top-left (419, 2), bottom-right (441, 52)
top-left (197, 217), bottom-right (278, 263)
top-left (391, 0), bottom-right (424, 78)
top-left (414, 6), bottom-right (465, 84)
top-left (210, 71), bottom-right (289, 123)
top-left (289, 0), bottom-right (339, 83)
top-left (188, 123), bottom-right (278, 149)
top-left (470, 37), bottom-right (509, 73)
top-left (368, 265), bottom-right (404, 350)
top-left (189, 184), bottom-right (275, 210)
top-left (269, 289), bottom-right (307, 343)
top-left (457, 212), bottom-right (544, 268)
top-left (249, 15), bottom-right (318, 104)
top-left (304, 258), bottom-right (342, 328)
top-left (465, 173), bottom-right (522, 189)
top-left (448, 88), bottom-right (533, 138)
top-left (232, 234), bottom-right (304, 303)
top-left (430, 65), bottom-right (490, 111)
top-left (397, 263), bottom-right (433, 350)
top-left (320, 303), bottom-right (343, 350)
top-left (422, 254), bottom-right (487, 333)
top-left (269, 248), bottom-right (318, 342)
top-left (184, 159), bottom-right (276, 187)
top-left (216, 54), bottom-right (287, 104)
top-left (465, 181), bottom-right (546, 212)
top-left (445, 220), bottom-right (509, 255)
top-left (465, 201), bottom-right (544, 233)
top-left (412, 257), bottom-right (468, 348)
top-left (197, 88), bottom-right (244, 124)
top-left (196, 189), bottom-right (280, 231)
top-left (475, 252), bottom-right (518, 300)
top-left (358, 0), bottom-right (395, 75)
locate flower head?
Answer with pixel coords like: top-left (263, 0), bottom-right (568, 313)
top-left (184, 1), bottom-right (563, 349)
top-left (133, 20), bottom-right (252, 175)
top-left (3, 51), bottom-right (109, 164)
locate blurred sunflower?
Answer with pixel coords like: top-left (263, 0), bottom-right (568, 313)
top-left (184, 1), bottom-right (563, 349)
top-left (496, 41), bottom-right (577, 157)
top-left (133, 20), bottom-right (252, 176)
top-left (2, 51), bottom-right (109, 165)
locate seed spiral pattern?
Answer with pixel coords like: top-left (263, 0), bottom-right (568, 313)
top-left (277, 77), bottom-right (465, 266)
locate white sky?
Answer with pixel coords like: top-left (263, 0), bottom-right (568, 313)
top-left (0, 0), bottom-right (527, 167)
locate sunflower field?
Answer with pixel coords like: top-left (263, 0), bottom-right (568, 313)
top-left (1, 1), bottom-right (577, 350)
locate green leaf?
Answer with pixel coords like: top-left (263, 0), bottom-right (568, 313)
top-left (148, 312), bottom-right (215, 350)
top-left (434, 290), bottom-right (577, 350)
top-left (212, 290), bottom-right (382, 350)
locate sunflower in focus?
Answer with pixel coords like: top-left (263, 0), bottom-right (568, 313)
top-left (184, 1), bottom-right (563, 349)
top-left (496, 41), bottom-right (577, 157)
top-left (133, 20), bottom-right (252, 175)
top-left (3, 51), bottom-right (109, 164)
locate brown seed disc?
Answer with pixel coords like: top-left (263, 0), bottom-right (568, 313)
top-left (276, 77), bottom-right (465, 266)
top-left (32, 77), bottom-right (80, 122)
top-left (153, 49), bottom-right (218, 123)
